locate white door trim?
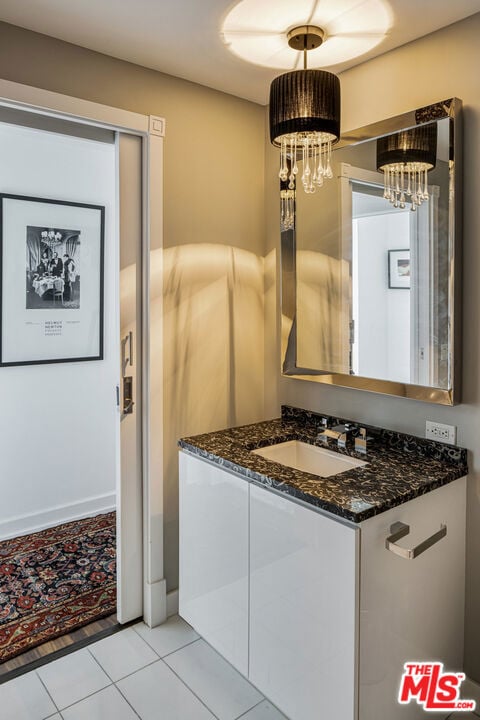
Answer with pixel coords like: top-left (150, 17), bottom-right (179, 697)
top-left (0, 78), bottom-right (166, 626)
top-left (0, 78), bottom-right (149, 134)
top-left (142, 123), bottom-right (167, 626)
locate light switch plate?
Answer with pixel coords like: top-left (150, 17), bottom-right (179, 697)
top-left (425, 420), bottom-right (457, 445)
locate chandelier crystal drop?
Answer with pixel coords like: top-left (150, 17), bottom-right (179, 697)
top-left (280, 188), bottom-right (295, 232)
top-left (279, 132), bottom-right (334, 195)
top-left (376, 124), bottom-right (437, 212)
top-left (380, 163), bottom-right (431, 211)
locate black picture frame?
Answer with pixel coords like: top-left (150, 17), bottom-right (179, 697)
top-left (388, 248), bottom-right (411, 290)
top-left (0, 193), bottom-right (105, 366)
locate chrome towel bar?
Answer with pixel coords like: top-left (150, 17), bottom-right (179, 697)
top-left (385, 521), bottom-right (447, 560)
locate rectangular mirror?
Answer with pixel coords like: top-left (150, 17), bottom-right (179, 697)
top-left (281, 98), bottom-right (462, 404)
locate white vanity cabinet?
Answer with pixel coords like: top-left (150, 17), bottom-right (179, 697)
top-left (249, 483), bottom-right (358, 720)
top-left (179, 450), bottom-right (466, 720)
top-left (178, 451), bottom-right (249, 675)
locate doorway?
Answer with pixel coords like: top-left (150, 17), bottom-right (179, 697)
top-left (0, 108), bottom-right (146, 672)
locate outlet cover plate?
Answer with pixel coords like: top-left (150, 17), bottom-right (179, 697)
top-left (425, 420), bottom-right (457, 445)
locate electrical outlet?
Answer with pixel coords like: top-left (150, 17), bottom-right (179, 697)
top-left (425, 420), bottom-right (457, 445)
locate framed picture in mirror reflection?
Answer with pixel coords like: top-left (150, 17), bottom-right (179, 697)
top-left (388, 249), bottom-right (411, 290)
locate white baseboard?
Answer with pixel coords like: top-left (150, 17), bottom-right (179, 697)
top-left (0, 492), bottom-right (116, 540)
top-left (144, 578), bottom-right (167, 628)
top-left (166, 589), bottom-right (179, 617)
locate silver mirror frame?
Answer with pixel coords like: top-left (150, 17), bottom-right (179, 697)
top-left (281, 98), bottom-right (462, 405)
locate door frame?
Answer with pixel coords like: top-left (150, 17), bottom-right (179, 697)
top-left (0, 77), bottom-right (166, 626)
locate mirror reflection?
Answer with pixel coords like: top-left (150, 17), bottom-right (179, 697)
top-left (294, 115), bottom-right (452, 391)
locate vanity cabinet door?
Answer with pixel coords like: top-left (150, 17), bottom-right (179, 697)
top-left (179, 452), bottom-right (249, 676)
top-left (249, 484), bottom-right (359, 720)
top-left (359, 477), bottom-right (466, 720)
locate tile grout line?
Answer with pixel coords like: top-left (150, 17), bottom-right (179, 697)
top-left (86, 645), bottom-right (150, 718)
top-left (88, 640), bottom-right (220, 720)
top-left (88, 642), bottom-right (208, 720)
top-left (88, 645), bottom-right (162, 684)
top-left (158, 637), bottom-right (201, 660)
top-left (40, 651), bottom-right (114, 715)
top-left (159, 656), bottom-right (222, 720)
top-left (131, 622), bottom-right (200, 661)
top-left (35, 670), bottom-right (61, 716)
top-left (164, 635), bottom-right (266, 720)
top-left (235, 697), bottom-right (266, 719)
top-left (35, 623), bottom-right (264, 720)
top-left (87, 647), bottom-right (115, 683)
top-left (113, 681), bottom-right (146, 720)
top-left (50, 684), bottom-right (114, 714)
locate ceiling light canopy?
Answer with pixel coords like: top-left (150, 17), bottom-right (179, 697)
top-left (222, 0), bottom-right (391, 70)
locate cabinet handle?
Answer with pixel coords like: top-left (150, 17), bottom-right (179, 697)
top-left (385, 521), bottom-right (447, 560)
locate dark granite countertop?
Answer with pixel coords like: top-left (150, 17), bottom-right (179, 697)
top-left (178, 406), bottom-right (468, 523)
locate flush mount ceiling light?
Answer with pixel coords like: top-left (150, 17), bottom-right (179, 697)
top-left (221, 0), bottom-right (391, 70)
top-left (270, 25), bottom-right (340, 205)
top-left (376, 124), bottom-right (438, 210)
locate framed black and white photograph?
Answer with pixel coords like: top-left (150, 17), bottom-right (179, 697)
top-left (0, 193), bottom-right (104, 366)
top-left (388, 249), bottom-right (411, 289)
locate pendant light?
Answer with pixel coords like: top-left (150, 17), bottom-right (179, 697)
top-left (269, 25), bottom-right (341, 207)
top-left (376, 124), bottom-right (437, 211)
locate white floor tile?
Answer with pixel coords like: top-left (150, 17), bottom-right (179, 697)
top-left (37, 648), bottom-right (111, 710)
top-left (134, 615), bottom-right (199, 657)
top-left (165, 640), bottom-right (263, 720)
top-left (117, 659), bottom-right (215, 720)
top-left (0, 671), bottom-right (57, 720)
top-left (89, 626), bottom-right (158, 680)
top-left (239, 699), bottom-right (288, 719)
top-left (61, 685), bottom-right (138, 720)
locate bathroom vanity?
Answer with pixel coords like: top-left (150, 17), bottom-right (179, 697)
top-left (178, 406), bottom-right (467, 720)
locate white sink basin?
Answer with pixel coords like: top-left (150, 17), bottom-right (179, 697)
top-left (252, 440), bottom-right (368, 477)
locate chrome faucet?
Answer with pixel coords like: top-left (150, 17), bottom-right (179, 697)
top-left (317, 422), bottom-right (355, 449)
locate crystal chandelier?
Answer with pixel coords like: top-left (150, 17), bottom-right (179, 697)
top-left (269, 26), bottom-right (341, 230)
top-left (376, 124), bottom-right (438, 211)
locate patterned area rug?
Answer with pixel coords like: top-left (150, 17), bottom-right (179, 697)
top-left (0, 512), bottom-right (116, 663)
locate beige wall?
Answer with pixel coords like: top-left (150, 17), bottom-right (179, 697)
top-left (266, 12), bottom-right (480, 681)
top-left (0, 21), bottom-right (266, 591)
top-left (2, 12), bottom-right (480, 680)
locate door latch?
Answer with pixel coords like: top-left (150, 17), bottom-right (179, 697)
top-left (123, 375), bottom-right (134, 415)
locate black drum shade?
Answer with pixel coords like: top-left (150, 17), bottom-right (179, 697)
top-left (377, 124), bottom-right (438, 170)
top-left (269, 69), bottom-right (341, 146)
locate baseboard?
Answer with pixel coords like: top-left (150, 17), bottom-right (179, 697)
top-left (0, 493), bottom-right (116, 540)
top-left (166, 589), bottom-right (179, 617)
top-left (144, 578), bottom-right (167, 628)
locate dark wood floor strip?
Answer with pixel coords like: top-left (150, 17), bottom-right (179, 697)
top-left (0, 614), bottom-right (144, 684)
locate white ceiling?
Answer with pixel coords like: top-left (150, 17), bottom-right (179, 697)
top-left (1, 0), bottom-right (480, 104)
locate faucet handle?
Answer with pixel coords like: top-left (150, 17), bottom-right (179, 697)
top-left (355, 427), bottom-right (368, 454)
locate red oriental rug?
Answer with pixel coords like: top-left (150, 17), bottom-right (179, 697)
top-left (0, 512), bottom-right (116, 663)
